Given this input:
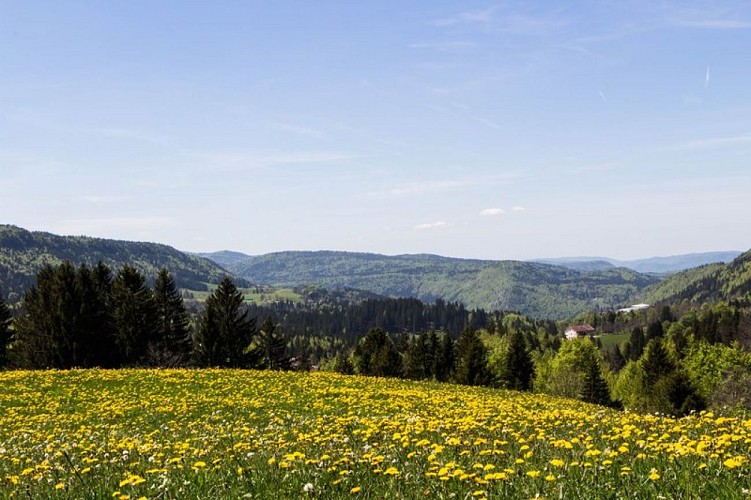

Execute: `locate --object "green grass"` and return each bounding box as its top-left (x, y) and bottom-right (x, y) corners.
top-left (596, 333), bottom-right (630, 349)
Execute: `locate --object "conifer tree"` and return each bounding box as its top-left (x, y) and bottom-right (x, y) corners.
top-left (112, 265), bottom-right (158, 365)
top-left (75, 263), bottom-right (115, 367)
top-left (434, 332), bottom-right (454, 382)
top-left (253, 314), bottom-right (288, 370)
top-left (153, 268), bottom-right (191, 363)
top-left (454, 326), bottom-right (490, 386)
top-left (502, 330), bottom-right (534, 391)
top-left (193, 277), bottom-right (256, 367)
top-left (353, 327), bottom-right (401, 377)
top-left (580, 356), bottom-right (614, 407)
top-left (0, 292), bottom-right (12, 368)
top-left (628, 327), bottom-right (645, 360)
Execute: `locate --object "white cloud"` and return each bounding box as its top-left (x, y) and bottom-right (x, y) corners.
top-left (480, 208), bottom-right (505, 216)
top-left (414, 221), bottom-right (448, 230)
top-left (512, 206), bottom-right (526, 212)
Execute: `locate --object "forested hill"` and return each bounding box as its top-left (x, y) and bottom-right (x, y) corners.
top-left (0, 225), bottom-right (232, 301)
top-left (226, 251), bottom-right (660, 319)
top-left (645, 250), bottom-right (751, 305)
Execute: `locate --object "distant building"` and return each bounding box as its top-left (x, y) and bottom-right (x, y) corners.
top-left (617, 303), bottom-right (650, 314)
top-left (564, 324), bottom-right (596, 340)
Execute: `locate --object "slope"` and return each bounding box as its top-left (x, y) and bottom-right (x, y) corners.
top-left (0, 225), bottom-right (233, 301)
top-left (645, 249), bottom-right (751, 305)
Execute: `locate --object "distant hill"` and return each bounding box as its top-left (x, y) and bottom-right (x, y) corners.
top-left (535, 252), bottom-right (741, 274)
top-left (227, 251), bottom-right (660, 319)
top-left (0, 225), bottom-right (235, 302)
top-left (645, 250), bottom-right (751, 305)
top-left (194, 250), bottom-right (253, 268)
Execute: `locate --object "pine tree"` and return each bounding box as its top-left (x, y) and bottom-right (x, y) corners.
top-left (502, 330), bottom-right (534, 391)
top-left (0, 291), bottom-right (12, 368)
top-left (193, 277), bottom-right (256, 367)
top-left (454, 326), bottom-right (490, 386)
top-left (153, 268), bottom-right (191, 364)
top-left (112, 265), bottom-right (158, 366)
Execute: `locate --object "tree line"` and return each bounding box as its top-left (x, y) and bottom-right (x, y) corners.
top-left (0, 262), bottom-right (285, 370)
top-left (3, 261), bottom-right (751, 417)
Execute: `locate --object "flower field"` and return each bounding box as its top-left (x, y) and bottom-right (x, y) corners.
top-left (1, 370), bottom-right (750, 499)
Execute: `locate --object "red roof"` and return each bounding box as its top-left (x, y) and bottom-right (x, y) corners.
top-left (568, 324), bottom-right (596, 333)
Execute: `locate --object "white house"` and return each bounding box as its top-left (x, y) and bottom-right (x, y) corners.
top-left (564, 324), bottom-right (596, 340)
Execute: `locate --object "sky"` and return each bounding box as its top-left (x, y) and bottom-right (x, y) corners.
top-left (2, 1), bottom-right (751, 261)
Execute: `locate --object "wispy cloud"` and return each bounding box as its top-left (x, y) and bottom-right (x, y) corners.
top-left (512, 206), bottom-right (526, 212)
top-left (673, 18), bottom-right (751, 29)
top-left (480, 208), bottom-right (505, 216)
top-left (272, 123), bottom-right (332, 141)
top-left (389, 179), bottom-right (477, 196)
top-left (408, 40), bottom-right (477, 51)
top-left (431, 7), bottom-right (497, 27)
top-left (186, 150), bottom-right (356, 171)
top-left (672, 134), bottom-right (751, 150)
top-left (414, 221), bottom-right (448, 230)
top-left (388, 173), bottom-right (520, 197)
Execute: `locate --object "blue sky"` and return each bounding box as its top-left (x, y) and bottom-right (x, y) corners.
top-left (2, 1), bottom-right (751, 260)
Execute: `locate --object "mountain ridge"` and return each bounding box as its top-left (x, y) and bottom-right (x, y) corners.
top-left (0, 224), bottom-right (235, 301)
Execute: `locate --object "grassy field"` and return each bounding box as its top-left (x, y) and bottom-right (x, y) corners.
top-left (1, 369), bottom-right (750, 499)
top-left (184, 285), bottom-right (302, 305)
top-left (596, 333), bottom-right (631, 349)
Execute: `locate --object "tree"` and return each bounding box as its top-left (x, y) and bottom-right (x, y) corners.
top-left (500, 330), bottom-right (534, 391)
top-left (434, 332), bottom-right (455, 382)
top-left (453, 326), bottom-right (490, 386)
top-left (580, 356), bottom-right (615, 407)
top-left (352, 327), bottom-right (401, 377)
top-left (112, 266), bottom-right (158, 366)
top-left (0, 291), bottom-right (12, 368)
top-left (193, 277), bottom-right (256, 367)
top-left (252, 315), bottom-right (288, 370)
top-left (12, 263), bottom-right (79, 368)
top-left (75, 263), bottom-right (116, 367)
top-left (627, 327), bottom-right (645, 361)
top-left (152, 268), bottom-right (191, 365)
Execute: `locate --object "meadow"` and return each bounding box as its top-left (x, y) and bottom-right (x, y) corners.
top-left (1, 369), bottom-right (750, 499)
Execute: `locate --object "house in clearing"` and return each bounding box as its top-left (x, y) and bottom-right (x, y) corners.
top-left (564, 324), bottom-right (596, 340)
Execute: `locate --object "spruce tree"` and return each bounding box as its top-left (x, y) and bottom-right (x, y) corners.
top-left (193, 277), bottom-right (256, 367)
top-left (434, 332), bottom-right (454, 382)
top-left (454, 326), bottom-right (490, 386)
top-left (580, 356), bottom-right (614, 407)
top-left (153, 268), bottom-right (191, 363)
top-left (640, 338), bottom-right (675, 386)
top-left (353, 327), bottom-right (401, 377)
top-left (253, 314), bottom-right (288, 370)
top-left (628, 327), bottom-right (645, 360)
top-left (112, 265), bottom-right (158, 366)
top-left (0, 292), bottom-right (12, 368)
top-left (502, 330), bottom-right (534, 391)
